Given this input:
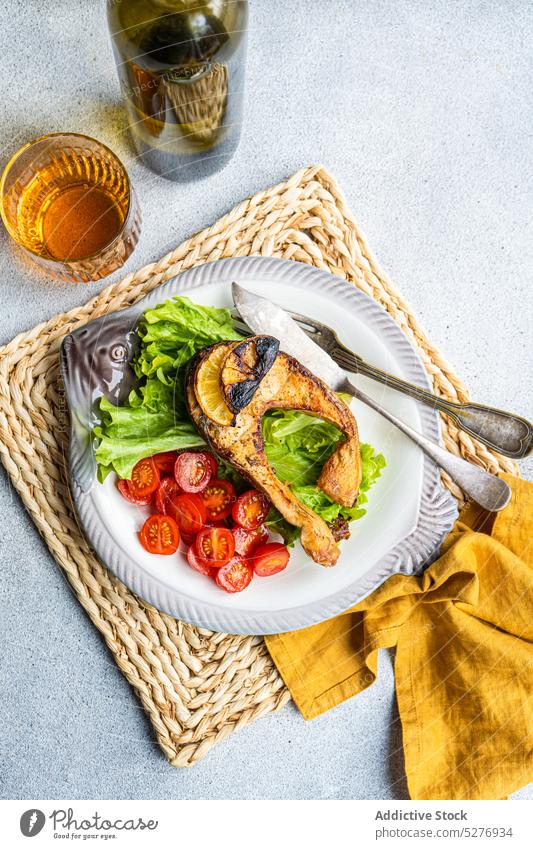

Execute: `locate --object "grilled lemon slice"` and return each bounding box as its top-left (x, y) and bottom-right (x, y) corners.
top-left (194, 342), bottom-right (235, 426)
top-left (221, 336), bottom-right (279, 413)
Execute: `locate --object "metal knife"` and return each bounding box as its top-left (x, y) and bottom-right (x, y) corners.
top-left (231, 282), bottom-right (511, 512)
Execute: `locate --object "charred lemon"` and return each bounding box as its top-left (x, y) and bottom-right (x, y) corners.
top-left (194, 342), bottom-right (236, 426)
top-left (221, 336), bottom-right (279, 413)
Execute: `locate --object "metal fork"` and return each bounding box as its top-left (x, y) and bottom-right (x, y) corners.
top-left (232, 311), bottom-right (532, 460)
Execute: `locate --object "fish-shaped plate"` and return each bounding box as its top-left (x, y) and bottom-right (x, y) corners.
top-left (61, 256), bottom-right (458, 634)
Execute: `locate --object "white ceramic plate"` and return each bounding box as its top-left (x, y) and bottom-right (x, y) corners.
top-left (61, 256), bottom-right (457, 634)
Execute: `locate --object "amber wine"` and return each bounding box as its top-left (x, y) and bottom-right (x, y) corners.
top-left (107, 0), bottom-right (248, 181)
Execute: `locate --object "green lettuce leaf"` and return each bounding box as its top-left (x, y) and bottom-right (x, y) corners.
top-left (263, 408), bottom-right (386, 544)
top-left (94, 396), bottom-right (205, 479)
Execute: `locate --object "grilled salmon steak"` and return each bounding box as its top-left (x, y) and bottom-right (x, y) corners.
top-left (187, 336), bottom-right (362, 566)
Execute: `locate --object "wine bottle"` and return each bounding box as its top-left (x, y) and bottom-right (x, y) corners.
top-left (107, 0), bottom-right (248, 181)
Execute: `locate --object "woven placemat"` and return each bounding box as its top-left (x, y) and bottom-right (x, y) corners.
top-left (0, 165), bottom-right (518, 767)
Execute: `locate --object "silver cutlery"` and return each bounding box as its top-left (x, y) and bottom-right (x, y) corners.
top-left (232, 308), bottom-right (531, 460)
top-left (232, 283), bottom-right (513, 512)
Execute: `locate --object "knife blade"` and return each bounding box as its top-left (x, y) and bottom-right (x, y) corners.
top-left (231, 282), bottom-right (348, 391)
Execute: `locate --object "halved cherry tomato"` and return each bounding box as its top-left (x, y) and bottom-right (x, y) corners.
top-left (187, 544), bottom-right (216, 577)
top-left (206, 518), bottom-right (229, 528)
top-left (140, 514), bottom-right (180, 555)
top-left (203, 452), bottom-right (218, 479)
top-left (181, 531), bottom-right (197, 546)
top-left (155, 477), bottom-right (181, 514)
top-left (130, 457), bottom-right (160, 497)
top-left (174, 451), bottom-right (212, 493)
top-left (253, 542), bottom-right (290, 577)
top-left (232, 525), bottom-right (268, 558)
top-left (152, 451), bottom-right (178, 475)
top-left (215, 556), bottom-right (253, 593)
top-left (171, 493), bottom-right (207, 535)
top-left (117, 479), bottom-right (154, 506)
top-left (200, 479), bottom-right (236, 521)
top-left (196, 527), bottom-right (235, 567)
top-left (232, 489), bottom-right (270, 530)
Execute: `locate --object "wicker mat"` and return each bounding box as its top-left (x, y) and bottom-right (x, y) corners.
top-left (0, 165), bottom-right (517, 767)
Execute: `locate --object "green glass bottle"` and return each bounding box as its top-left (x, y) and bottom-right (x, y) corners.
top-left (107, 0), bottom-right (248, 181)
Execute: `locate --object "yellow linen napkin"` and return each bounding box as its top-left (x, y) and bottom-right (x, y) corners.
top-left (266, 474), bottom-right (532, 800)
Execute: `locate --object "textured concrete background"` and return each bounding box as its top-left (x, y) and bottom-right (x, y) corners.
top-left (0, 0), bottom-right (531, 800)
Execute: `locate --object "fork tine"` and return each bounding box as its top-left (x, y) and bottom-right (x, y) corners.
top-left (286, 312), bottom-right (322, 334)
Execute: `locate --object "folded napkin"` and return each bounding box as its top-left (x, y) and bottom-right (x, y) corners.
top-left (266, 474), bottom-right (532, 800)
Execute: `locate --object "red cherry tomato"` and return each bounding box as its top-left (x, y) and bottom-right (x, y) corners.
top-left (129, 457), bottom-right (160, 497)
top-left (215, 556), bottom-right (253, 593)
top-left (200, 479), bottom-right (236, 521)
top-left (171, 493), bottom-right (207, 535)
top-left (232, 525), bottom-right (268, 558)
top-left (232, 489), bottom-right (270, 530)
top-left (152, 451), bottom-right (178, 475)
top-left (196, 527), bottom-right (235, 567)
top-left (187, 545), bottom-right (216, 577)
top-left (203, 452), bottom-right (218, 479)
top-left (140, 514), bottom-right (180, 555)
top-left (174, 451), bottom-right (213, 493)
top-left (155, 477), bottom-right (181, 514)
top-left (180, 531), bottom-right (197, 546)
top-left (117, 479), bottom-right (154, 506)
top-left (253, 542), bottom-right (290, 577)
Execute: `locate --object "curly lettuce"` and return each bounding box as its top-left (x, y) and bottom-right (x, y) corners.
top-left (262, 408), bottom-right (386, 543)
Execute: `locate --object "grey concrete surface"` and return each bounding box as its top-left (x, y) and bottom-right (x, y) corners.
top-left (0, 0), bottom-right (531, 800)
